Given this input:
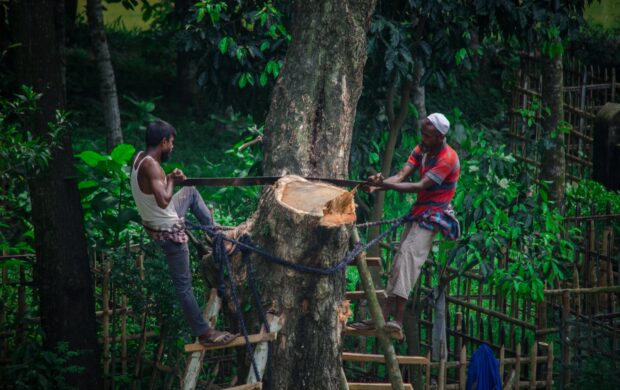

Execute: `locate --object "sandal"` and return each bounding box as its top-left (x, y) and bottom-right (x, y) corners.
top-left (348, 319), bottom-right (375, 330)
top-left (383, 320), bottom-right (402, 332)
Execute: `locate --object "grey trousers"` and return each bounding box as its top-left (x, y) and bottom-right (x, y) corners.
top-left (157, 187), bottom-right (213, 336)
top-left (385, 222), bottom-right (436, 299)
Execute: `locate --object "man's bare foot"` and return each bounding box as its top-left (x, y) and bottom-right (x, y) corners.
top-left (198, 329), bottom-right (239, 346)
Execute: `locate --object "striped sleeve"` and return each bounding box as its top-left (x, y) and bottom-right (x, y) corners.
top-left (406, 145), bottom-right (423, 168)
top-left (426, 151), bottom-right (458, 185)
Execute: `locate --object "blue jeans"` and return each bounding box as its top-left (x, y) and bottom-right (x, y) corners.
top-left (158, 187), bottom-right (213, 336)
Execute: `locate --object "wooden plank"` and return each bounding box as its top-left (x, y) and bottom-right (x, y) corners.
top-left (347, 383), bottom-right (413, 390)
top-left (342, 352), bottom-right (428, 365)
top-left (352, 229), bottom-right (406, 390)
top-left (349, 256), bottom-right (382, 267)
top-left (183, 288), bottom-right (222, 390)
top-left (544, 285), bottom-right (620, 295)
top-left (421, 287), bottom-right (536, 330)
top-left (184, 332), bottom-right (277, 353)
top-left (345, 290), bottom-right (387, 300)
top-left (227, 384), bottom-right (263, 390)
top-left (344, 326), bottom-right (404, 340)
top-left (247, 314), bottom-right (284, 384)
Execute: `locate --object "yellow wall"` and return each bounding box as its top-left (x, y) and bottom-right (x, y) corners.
top-left (76, 0), bottom-right (152, 30)
top-left (585, 0), bottom-right (620, 28)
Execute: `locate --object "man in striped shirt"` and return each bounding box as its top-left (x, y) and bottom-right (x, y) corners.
top-left (361, 113), bottom-right (460, 332)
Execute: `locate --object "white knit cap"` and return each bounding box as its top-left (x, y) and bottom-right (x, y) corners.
top-left (427, 113), bottom-right (450, 135)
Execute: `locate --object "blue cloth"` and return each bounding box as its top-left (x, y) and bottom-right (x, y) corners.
top-left (466, 344), bottom-right (502, 390)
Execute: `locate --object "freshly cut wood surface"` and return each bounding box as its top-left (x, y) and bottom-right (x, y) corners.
top-left (276, 176), bottom-right (356, 226)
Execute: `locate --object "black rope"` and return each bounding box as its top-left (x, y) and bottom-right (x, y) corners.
top-left (354, 216), bottom-right (408, 228)
top-left (188, 215), bottom-right (412, 276)
top-left (213, 233), bottom-right (261, 382)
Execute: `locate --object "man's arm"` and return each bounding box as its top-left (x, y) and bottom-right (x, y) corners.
top-left (366, 163), bottom-right (416, 193)
top-left (379, 175), bottom-right (436, 193)
top-left (142, 160), bottom-right (185, 209)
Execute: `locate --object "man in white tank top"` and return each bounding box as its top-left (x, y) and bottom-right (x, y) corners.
top-left (130, 120), bottom-right (238, 346)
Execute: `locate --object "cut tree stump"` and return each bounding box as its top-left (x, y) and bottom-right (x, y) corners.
top-left (248, 175), bottom-right (356, 390)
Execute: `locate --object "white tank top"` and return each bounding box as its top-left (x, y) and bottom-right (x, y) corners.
top-left (130, 152), bottom-right (181, 230)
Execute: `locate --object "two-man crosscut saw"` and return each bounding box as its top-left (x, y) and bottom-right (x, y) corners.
top-left (180, 176), bottom-right (370, 188)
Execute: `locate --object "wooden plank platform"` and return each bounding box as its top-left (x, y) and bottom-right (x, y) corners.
top-left (184, 332), bottom-right (277, 353)
top-left (348, 256), bottom-right (382, 267)
top-left (344, 326), bottom-right (404, 340)
top-left (348, 383), bottom-right (413, 390)
top-left (342, 352), bottom-right (428, 365)
top-left (345, 290), bottom-right (387, 300)
top-left (227, 384), bottom-right (262, 390)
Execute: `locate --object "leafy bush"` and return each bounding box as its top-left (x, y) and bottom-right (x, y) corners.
top-left (0, 86), bottom-right (65, 254)
top-left (75, 144), bottom-right (141, 248)
top-left (0, 338), bottom-right (84, 390)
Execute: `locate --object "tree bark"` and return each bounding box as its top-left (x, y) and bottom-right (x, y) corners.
top-left (250, 2), bottom-right (376, 389)
top-left (539, 39), bottom-right (565, 211)
top-left (87, 0), bottom-right (123, 151)
top-left (262, 0), bottom-right (376, 179)
top-left (249, 176), bottom-right (355, 390)
top-left (366, 78), bottom-right (413, 283)
top-left (175, 0), bottom-right (199, 108)
top-left (10, 0), bottom-right (101, 387)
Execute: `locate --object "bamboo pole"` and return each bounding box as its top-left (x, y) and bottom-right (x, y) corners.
top-left (515, 343), bottom-right (521, 390)
top-left (102, 258), bottom-right (111, 390)
top-left (420, 287), bottom-right (536, 330)
top-left (458, 345), bottom-right (466, 390)
top-left (425, 351), bottom-right (431, 390)
top-left (149, 328), bottom-right (166, 390)
top-left (438, 350), bottom-right (446, 390)
top-left (456, 312), bottom-right (463, 359)
top-left (121, 295), bottom-right (128, 375)
top-left (352, 229), bottom-right (405, 390)
top-left (545, 343), bottom-right (553, 390)
top-left (16, 265), bottom-right (25, 346)
top-left (500, 345), bottom-right (505, 383)
top-left (544, 285), bottom-right (620, 295)
top-left (561, 291), bottom-right (570, 387)
top-left (528, 342), bottom-right (537, 390)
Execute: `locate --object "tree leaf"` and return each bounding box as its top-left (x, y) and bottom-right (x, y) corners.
top-left (76, 151), bottom-right (107, 167)
top-left (111, 144), bottom-right (136, 164)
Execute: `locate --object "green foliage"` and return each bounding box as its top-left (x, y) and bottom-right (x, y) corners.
top-left (75, 144), bottom-right (141, 247)
top-left (0, 338), bottom-right (84, 390)
top-left (447, 122), bottom-right (577, 300)
top-left (122, 95), bottom-right (159, 134)
top-left (541, 26), bottom-right (564, 59)
top-left (180, 0), bottom-right (288, 112)
top-left (0, 86), bottom-right (65, 255)
top-left (567, 23), bottom-right (620, 68)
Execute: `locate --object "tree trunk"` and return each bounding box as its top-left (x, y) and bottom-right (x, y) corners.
top-left (87, 0), bottom-right (123, 151)
top-left (366, 79), bottom-right (413, 283)
top-left (251, 2), bottom-right (376, 389)
top-left (10, 0), bottom-right (101, 387)
top-left (539, 39), bottom-right (565, 211)
top-left (175, 0), bottom-right (199, 108)
top-left (249, 176), bottom-right (355, 389)
top-left (262, 0), bottom-right (376, 179)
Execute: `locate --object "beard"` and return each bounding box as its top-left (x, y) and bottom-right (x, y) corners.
top-left (161, 150), bottom-right (170, 162)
